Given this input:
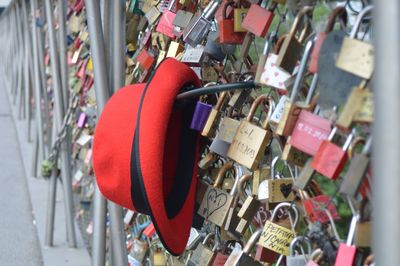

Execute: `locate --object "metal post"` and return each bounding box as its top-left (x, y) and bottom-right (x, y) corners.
top-left (31, 0), bottom-right (46, 164)
top-left (44, 0), bottom-right (77, 248)
top-left (22, 0), bottom-right (33, 142)
top-left (109, 6), bottom-right (128, 264)
top-left (85, 1), bottom-right (128, 265)
top-left (58, 0), bottom-right (69, 111)
top-left (15, 2), bottom-right (25, 120)
top-left (85, 1), bottom-right (108, 265)
top-left (373, 2), bottom-right (400, 265)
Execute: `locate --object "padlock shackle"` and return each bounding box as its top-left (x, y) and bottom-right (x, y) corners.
top-left (290, 37), bottom-right (316, 103)
top-left (204, 0), bottom-right (221, 20)
top-left (230, 164), bottom-right (245, 196)
top-left (270, 156), bottom-right (282, 180)
top-left (350, 5), bottom-right (373, 39)
top-left (213, 161), bottom-right (235, 188)
top-left (246, 95), bottom-right (274, 130)
top-left (202, 232), bottom-right (216, 245)
top-left (222, 1), bottom-right (235, 20)
top-left (215, 91), bottom-right (228, 110)
top-left (289, 236), bottom-right (312, 256)
top-left (347, 136), bottom-right (366, 158)
top-left (271, 202), bottom-right (299, 227)
top-left (243, 228), bottom-right (263, 254)
top-left (289, 6), bottom-right (313, 38)
top-left (346, 215), bottom-right (358, 246)
top-left (342, 133), bottom-right (354, 151)
top-left (363, 136), bottom-right (372, 155)
top-left (305, 73), bottom-right (318, 105)
top-left (237, 174), bottom-right (252, 200)
top-left (325, 6), bottom-right (348, 33)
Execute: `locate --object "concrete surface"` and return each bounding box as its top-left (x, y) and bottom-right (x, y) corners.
top-left (1, 74), bottom-right (91, 265)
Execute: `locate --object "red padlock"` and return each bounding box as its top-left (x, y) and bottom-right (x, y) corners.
top-left (303, 195), bottom-right (339, 223)
top-left (311, 127), bottom-right (353, 180)
top-left (156, 10), bottom-right (177, 39)
top-left (241, 2), bottom-right (276, 37)
top-left (219, 1), bottom-right (246, 44)
top-left (289, 109), bottom-right (332, 156)
top-left (136, 49), bottom-right (155, 71)
top-left (334, 216), bottom-right (358, 266)
top-left (309, 6), bottom-right (347, 73)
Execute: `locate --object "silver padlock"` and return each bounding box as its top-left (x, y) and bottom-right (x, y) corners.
top-left (286, 236), bottom-right (312, 266)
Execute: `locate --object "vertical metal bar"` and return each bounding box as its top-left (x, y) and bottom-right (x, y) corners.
top-left (58, 0), bottom-right (69, 111)
top-left (22, 0), bottom-right (33, 142)
top-left (37, 0), bottom-right (51, 146)
top-left (85, 1), bottom-right (109, 265)
top-left (44, 0), bottom-right (77, 248)
top-left (15, 2), bottom-right (25, 120)
top-left (45, 117), bottom-right (58, 246)
top-left (373, 2), bottom-right (400, 265)
top-left (31, 0), bottom-right (46, 164)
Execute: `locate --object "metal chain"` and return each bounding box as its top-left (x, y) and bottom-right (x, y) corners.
top-left (46, 91), bottom-right (80, 163)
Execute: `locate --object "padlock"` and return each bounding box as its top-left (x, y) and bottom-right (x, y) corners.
top-left (187, 233), bottom-right (218, 266)
top-left (289, 108), bottom-right (332, 156)
top-left (186, 227), bottom-right (202, 250)
top-left (241, 1), bottom-right (277, 38)
top-left (172, 10), bottom-right (194, 37)
top-left (294, 158), bottom-right (315, 190)
top-left (128, 230), bottom-right (149, 264)
top-left (252, 165), bottom-right (270, 196)
top-left (224, 228), bottom-right (263, 265)
top-left (306, 249), bottom-right (324, 266)
top-left (287, 236), bottom-right (312, 266)
top-left (227, 95), bottom-right (274, 170)
top-left (336, 81), bottom-right (373, 130)
top-left (218, 115), bottom-right (241, 144)
top-left (258, 35), bottom-right (300, 92)
top-left (303, 194), bottom-right (339, 224)
top-left (276, 37), bottom-right (315, 137)
top-left (268, 156), bottom-right (295, 205)
top-left (258, 202), bottom-right (299, 256)
top-left (334, 215), bottom-right (358, 266)
top-left (183, 0), bottom-right (220, 47)
top-left (219, 1), bottom-right (245, 44)
top-left (190, 96), bottom-right (213, 131)
top-left (136, 48), bottom-right (155, 71)
top-left (282, 136), bottom-right (309, 167)
top-left (181, 44), bottom-right (205, 65)
top-left (166, 41), bottom-right (185, 58)
top-left (311, 127), bottom-right (354, 180)
top-left (354, 199), bottom-right (372, 248)
top-left (224, 173), bottom-right (251, 239)
top-left (336, 6), bottom-right (374, 80)
top-left (144, 5), bottom-right (162, 25)
top-left (212, 241), bottom-right (241, 266)
top-left (198, 151), bottom-right (218, 170)
top-left (152, 246), bottom-right (166, 265)
top-left (309, 6), bottom-right (347, 73)
top-left (235, 176), bottom-right (261, 235)
top-left (156, 9), bottom-right (177, 38)
top-left (233, 7), bottom-right (248, 32)
top-left (340, 136), bottom-right (372, 197)
top-left (197, 161), bottom-right (238, 226)
top-left (202, 91), bottom-right (228, 138)
top-left (204, 30), bottom-right (233, 61)
top-left (276, 6), bottom-right (313, 74)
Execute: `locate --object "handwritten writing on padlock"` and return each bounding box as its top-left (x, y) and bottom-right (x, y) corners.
top-left (258, 202), bottom-right (299, 256)
top-left (258, 221), bottom-right (295, 256)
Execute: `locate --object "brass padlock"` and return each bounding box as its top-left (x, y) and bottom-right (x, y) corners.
top-left (276, 6), bottom-right (313, 74)
top-left (336, 6), bottom-right (374, 80)
top-left (233, 7), bottom-right (248, 32)
top-left (227, 95), bottom-right (275, 170)
top-left (198, 161), bottom-right (239, 227)
top-left (282, 136), bottom-right (309, 167)
top-left (202, 91), bottom-right (228, 138)
top-left (258, 202), bottom-right (299, 256)
top-left (267, 156), bottom-right (295, 205)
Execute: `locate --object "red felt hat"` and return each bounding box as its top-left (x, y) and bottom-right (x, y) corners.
top-left (93, 58), bottom-right (201, 255)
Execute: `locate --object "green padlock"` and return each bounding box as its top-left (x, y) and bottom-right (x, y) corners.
top-left (40, 159), bottom-right (54, 178)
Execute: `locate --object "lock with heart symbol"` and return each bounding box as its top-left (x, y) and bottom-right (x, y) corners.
top-left (268, 156), bottom-right (295, 205)
top-left (197, 161), bottom-right (240, 227)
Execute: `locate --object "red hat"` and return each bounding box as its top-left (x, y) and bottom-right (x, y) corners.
top-left (93, 58), bottom-right (201, 255)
